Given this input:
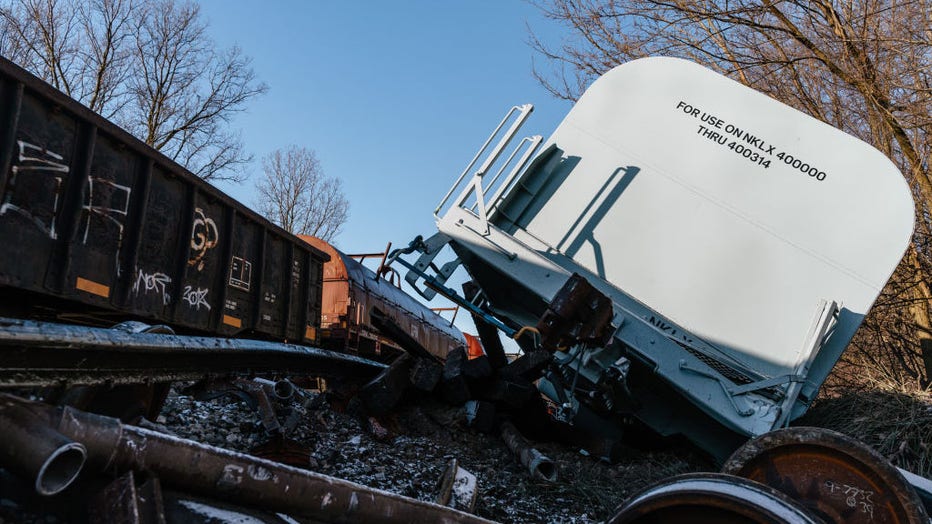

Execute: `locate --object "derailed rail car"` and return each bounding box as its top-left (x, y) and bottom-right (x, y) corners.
top-left (299, 235), bottom-right (465, 362)
top-left (0, 56), bottom-right (327, 343)
top-left (398, 57), bottom-right (916, 460)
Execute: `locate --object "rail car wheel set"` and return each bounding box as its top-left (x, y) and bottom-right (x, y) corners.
top-left (0, 54), bottom-right (929, 522)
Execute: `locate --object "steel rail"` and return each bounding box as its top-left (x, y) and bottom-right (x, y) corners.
top-left (0, 317), bottom-right (386, 388)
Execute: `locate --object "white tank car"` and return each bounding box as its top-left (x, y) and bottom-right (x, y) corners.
top-left (399, 57), bottom-right (914, 459)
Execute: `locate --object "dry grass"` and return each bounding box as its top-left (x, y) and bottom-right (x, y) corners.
top-left (558, 448), bottom-right (707, 517)
top-left (798, 377), bottom-right (932, 477)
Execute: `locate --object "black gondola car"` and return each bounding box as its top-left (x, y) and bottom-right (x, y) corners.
top-left (0, 56), bottom-right (328, 343)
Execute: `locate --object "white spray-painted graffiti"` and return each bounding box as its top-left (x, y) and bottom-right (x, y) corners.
top-left (133, 268), bottom-right (171, 305)
top-left (219, 464), bottom-right (244, 487)
top-left (2, 140), bottom-right (134, 276)
top-left (82, 176), bottom-right (132, 275)
top-left (246, 464), bottom-right (277, 483)
top-left (81, 176), bottom-right (130, 243)
top-left (188, 207), bottom-right (218, 271)
top-left (824, 480), bottom-right (874, 519)
top-left (0, 140), bottom-right (69, 238)
top-left (182, 285), bottom-right (211, 311)
top-left (229, 255), bottom-right (252, 291)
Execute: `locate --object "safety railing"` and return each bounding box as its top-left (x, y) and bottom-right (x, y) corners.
top-left (434, 104), bottom-right (542, 228)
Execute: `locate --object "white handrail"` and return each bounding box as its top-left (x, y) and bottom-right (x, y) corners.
top-left (434, 104), bottom-right (534, 218)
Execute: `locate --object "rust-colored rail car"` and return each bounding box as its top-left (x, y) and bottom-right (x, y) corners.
top-left (300, 236), bottom-right (464, 362)
top-left (0, 57), bottom-right (327, 343)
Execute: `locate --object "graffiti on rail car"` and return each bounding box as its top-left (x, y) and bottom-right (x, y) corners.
top-left (182, 285), bottom-right (211, 311)
top-left (80, 177), bottom-right (131, 244)
top-left (81, 175), bottom-right (132, 275)
top-left (188, 207), bottom-right (219, 271)
top-left (0, 140), bottom-right (69, 239)
top-left (132, 268), bottom-right (172, 305)
top-left (229, 256), bottom-right (252, 291)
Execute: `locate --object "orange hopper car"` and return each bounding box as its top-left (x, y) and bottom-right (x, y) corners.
top-left (299, 236), bottom-right (466, 363)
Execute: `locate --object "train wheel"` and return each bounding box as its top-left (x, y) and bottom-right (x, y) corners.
top-left (722, 426), bottom-right (928, 524)
top-left (607, 472), bottom-right (821, 523)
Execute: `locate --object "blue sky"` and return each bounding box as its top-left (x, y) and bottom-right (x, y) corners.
top-left (200, 1), bottom-right (573, 254)
top-left (197, 2), bottom-right (577, 339)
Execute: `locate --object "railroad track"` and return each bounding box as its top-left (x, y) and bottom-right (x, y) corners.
top-left (0, 317), bottom-right (386, 388)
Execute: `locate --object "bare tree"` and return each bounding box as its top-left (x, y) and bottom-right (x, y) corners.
top-left (255, 146), bottom-right (350, 242)
top-left (530, 0), bottom-right (932, 387)
top-left (0, 0), bottom-right (266, 181)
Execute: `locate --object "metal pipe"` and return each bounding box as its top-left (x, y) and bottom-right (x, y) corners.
top-left (272, 379), bottom-right (295, 401)
top-left (499, 421), bottom-right (557, 482)
top-left (251, 377), bottom-right (296, 401)
top-left (0, 395), bottom-right (86, 495)
top-left (1, 394), bottom-right (494, 523)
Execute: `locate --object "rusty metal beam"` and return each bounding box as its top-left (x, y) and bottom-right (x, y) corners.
top-left (0, 393), bottom-right (496, 523)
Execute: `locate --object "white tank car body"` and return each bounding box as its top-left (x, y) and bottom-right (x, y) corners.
top-left (418, 57), bottom-right (914, 457)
